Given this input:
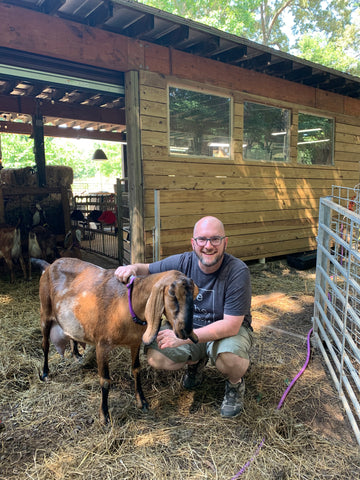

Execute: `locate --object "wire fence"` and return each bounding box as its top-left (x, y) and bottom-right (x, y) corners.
top-left (313, 185), bottom-right (360, 445)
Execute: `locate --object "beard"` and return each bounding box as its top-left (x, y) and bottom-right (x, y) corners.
top-left (195, 248), bottom-right (225, 268)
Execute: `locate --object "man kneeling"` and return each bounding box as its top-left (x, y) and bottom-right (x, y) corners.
top-left (115, 216), bottom-right (253, 418)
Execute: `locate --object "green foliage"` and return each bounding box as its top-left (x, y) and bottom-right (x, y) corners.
top-left (0, 133), bottom-right (123, 188)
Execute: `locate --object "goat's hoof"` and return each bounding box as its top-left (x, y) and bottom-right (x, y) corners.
top-left (141, 403), bottom-right (149, 413)
top-left (100, 415), bottom-right (110, 426)
top-left (40, 373), bottom-right (49, 382)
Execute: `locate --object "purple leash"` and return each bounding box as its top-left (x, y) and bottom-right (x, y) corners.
top-left (126, 276), bottom-right (146, 326)
top-left (230, 327), bottom-right (313, 479)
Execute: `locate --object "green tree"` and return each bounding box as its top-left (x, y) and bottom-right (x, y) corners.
top-left (0, 133), bottom-right (122, 186)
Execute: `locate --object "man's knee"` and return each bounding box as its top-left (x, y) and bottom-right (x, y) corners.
top-left (215, 352), bottom-right (249, 377)
top-left (147, 348), bottom-right (186, 370)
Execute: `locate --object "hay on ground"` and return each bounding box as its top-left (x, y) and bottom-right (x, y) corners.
top-left (0, 258), bottom-right (359, 480)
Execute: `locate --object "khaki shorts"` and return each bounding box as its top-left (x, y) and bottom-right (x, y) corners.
top-left (146, 323), bottom-right (254, 365)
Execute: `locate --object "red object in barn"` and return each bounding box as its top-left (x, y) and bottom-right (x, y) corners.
top-left (98, 210), bottom-right (116, 225)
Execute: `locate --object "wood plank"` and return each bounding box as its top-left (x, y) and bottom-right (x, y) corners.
top-left (146, 236), bottom-right (317, 261)
top-left (144, 218), bottom-right (318, 246)
top-left (144, 196), bottom-right (328, 217)
top-left (141, 115), bottom-right (167, 133)
top-left (0, 188), bottom-right (4, 223)
top-left (143, 173), bottom-right (349, 191)
top-left (125, 71), bottom-right (144, 263)
top-left (140, 85), bottom-right (167, 104)
top-left (335, 142), bottom-right (360, 153)
top-left (144, 208), bottom-right (320, 230)
top-left (336, 123), bottom-right (360, 135)
top-left (171, 49), bottom-right (317, 111)
top-left (140, 71), bottom-right (167, 89)
top-left (141, 130), bottom-right (168, 146)
top-left (154, 226), bottom-right (316, 250)
top-left (143, 181), bottom-right (341, 202)
top-left (0, 94), bottom-right (125, 126)
top-left (0, 4), bottom-right (137, 71)
top-left (143, 158), bottom-right (347, 178)
top-left (315, 89), bottom-right (344, 113)
top-left (140, 100), bottom-right (167, 118)
top-left (142, 145), bottom-right (168, 160)
top-left (336, 132), bottom-right (360, 145)
top-left (335, 113), bottom-right (360, 128)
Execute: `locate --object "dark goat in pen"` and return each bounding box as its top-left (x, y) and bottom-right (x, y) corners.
top-left (0, 224), bottom-right (27, 282)
top-left (28, 225), bottom-right (59, 280)
top-left (32, 257), bottom-right (198, 424)
top-left (59, 227), bottom-right (82, 259)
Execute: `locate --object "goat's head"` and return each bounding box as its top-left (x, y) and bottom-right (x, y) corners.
top-left (143, 270), bottom-right (198, 345)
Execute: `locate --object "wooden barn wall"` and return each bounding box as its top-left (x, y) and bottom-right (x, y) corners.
top-left (1, 4), bottom-right (360, 261)
top-left (139, 70), bottom-right (360, 262)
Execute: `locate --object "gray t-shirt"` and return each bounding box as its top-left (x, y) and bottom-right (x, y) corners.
top-left (149, 251), bottom-right (252, 329)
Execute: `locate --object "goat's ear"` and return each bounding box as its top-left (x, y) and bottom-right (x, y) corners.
top-left (142, 280), bottom-right (166, 345)
top-left (193, 282), bottom-right (199, 300)
top-left (64, 231), bottom-right (72, 248)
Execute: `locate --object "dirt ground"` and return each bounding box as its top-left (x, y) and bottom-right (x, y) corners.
top-left (0, 253), bottom-right (359, 479)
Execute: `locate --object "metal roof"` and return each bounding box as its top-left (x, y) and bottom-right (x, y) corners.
top-left (1, 0), bottom-right (360, 140)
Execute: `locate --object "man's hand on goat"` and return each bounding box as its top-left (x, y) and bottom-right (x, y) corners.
top-left (157, 329), bottom-right (189, 349)
top-left (114, 265), bottom-right (138, 282)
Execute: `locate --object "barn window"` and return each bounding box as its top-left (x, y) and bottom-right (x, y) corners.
top-left (297, 113), bottom-right (334, 165)
top-left (243, 102), bottom-right (290, 162)
top-left (169, 87), bottom-right (231, 157)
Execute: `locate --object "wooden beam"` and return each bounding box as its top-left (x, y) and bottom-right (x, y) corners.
top-left (125, 70), bottom-right (144, 263)
top-left (0, 3), bottom-right (142, 71)
top-left (0, 94), bottom-right (126, 125)
top-left (0, 121), bottom-right (126, 141)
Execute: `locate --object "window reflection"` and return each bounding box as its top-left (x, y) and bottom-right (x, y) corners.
top-left (169, 87), bottom-right (231, 158)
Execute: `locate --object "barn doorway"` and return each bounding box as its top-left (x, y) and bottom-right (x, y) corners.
top-left (0, 52), bottom-right (130, 264)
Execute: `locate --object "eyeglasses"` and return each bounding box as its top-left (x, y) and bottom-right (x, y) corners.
top-left (193, 236), bottom-right (226, 247)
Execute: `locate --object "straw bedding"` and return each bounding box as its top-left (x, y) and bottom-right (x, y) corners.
top-left (1, 257), bottom-right (359, 479)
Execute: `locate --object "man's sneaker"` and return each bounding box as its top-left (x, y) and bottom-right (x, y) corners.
top-left (220, 379), bottom-right (245, 418)
top-left (182, 356), bottom-right (208, 390)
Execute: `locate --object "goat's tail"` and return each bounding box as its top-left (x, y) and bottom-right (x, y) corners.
top-left (30, 257), bottom-right (50, 273)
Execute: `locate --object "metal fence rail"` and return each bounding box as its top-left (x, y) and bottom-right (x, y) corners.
top-left (72, 181), bottom-right (130, 264)
top-left (313, 186), bottom-right (360, 445)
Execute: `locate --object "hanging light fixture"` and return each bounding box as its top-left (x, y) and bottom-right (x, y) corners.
top-left (92, 148), bottom-right (108, 160)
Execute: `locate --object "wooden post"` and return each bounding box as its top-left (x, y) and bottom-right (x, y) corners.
top-left (125, 71), bottom-right (144, 263)
top-left (116, 178), bottom-right (124, 265)
top-left (0, 187), bottom-right (5, 223)
top-left (61, 187), bottom-right (71, 233)
top-left (32, 103), bottom-right (46, 187)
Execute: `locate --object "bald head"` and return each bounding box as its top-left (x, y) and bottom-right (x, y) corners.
top-left (193, 216), bottom-right (225, 237)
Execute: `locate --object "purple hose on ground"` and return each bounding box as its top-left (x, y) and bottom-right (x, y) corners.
top-left (230, 437), bottom-right (265, 480)
top-left (230, 327), bottom-right (313, 478)
top-left (276, 327), bottom-right (313, 410)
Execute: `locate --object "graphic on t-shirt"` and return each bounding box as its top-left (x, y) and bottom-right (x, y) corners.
top-left (194, 288), bottom-right (215, 326)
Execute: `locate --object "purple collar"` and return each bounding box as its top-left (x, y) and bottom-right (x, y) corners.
top-left (126, 276), bottom-right (146, 326)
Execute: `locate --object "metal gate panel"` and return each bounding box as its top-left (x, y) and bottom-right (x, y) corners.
top-left (72, 188), bottom-right (130, 264)
top-left (313, 186), bottom-right (360, 445)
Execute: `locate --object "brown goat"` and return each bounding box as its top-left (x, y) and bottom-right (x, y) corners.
top-left (0, 225), bottom-right (27, 282)
top-left (58, 227), bottom-right (82, 259)
top-left (32, 257), bottom-right (198, 424)
top-left (28, 225), bottom-right (59, 280)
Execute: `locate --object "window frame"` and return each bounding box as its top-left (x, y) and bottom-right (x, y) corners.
top-left (242, 100), bottom-right (291, 163)
top-left (168, 83), bottom-right (233, 159)
top-left (297, 111), bottom-right (335, 166)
